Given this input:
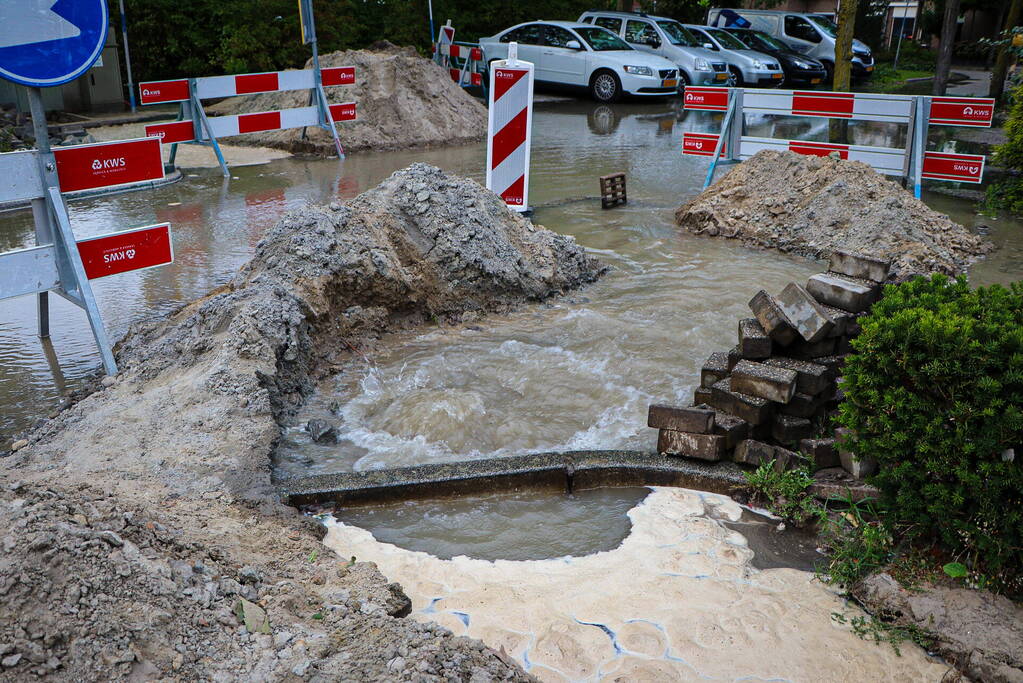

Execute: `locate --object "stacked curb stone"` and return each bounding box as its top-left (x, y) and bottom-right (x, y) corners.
top-left (648, 250), bottom-right (890, 479)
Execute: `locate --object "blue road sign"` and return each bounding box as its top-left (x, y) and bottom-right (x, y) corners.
top-left (0, 0), bottom-right (109, 87)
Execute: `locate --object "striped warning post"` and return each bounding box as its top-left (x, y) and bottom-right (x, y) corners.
top-left (486, 55), bottom-right (534, 212)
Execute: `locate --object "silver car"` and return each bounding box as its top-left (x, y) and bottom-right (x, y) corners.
top-left (684, 24), bottom-right (785, 88)
top-left (577, 10), bottom-right (730, 88)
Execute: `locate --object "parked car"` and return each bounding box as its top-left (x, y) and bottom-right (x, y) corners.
top-left (724, 27), bottom-right (827, 86)
top-left (479, 21), bottom-right (680, 102)
top-left (576, 10), bottom-right (731, 88)
top-left (706, 8), bottom-right (874, 82)
top-left (683, 24), bottom-right (785, 87)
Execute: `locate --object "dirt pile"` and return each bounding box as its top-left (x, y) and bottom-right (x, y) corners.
top-left (675, 150), bottom-right (992, 276)
top-left (209, 43), bottom-right (488, 155)
top-left (1, 164), bottom-right (600, 680)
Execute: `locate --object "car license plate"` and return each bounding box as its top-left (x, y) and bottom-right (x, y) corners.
top-left (811, 77), bottom-right (822, 84)
top-left (663, 79), bottom-right (677, 88)
top-left (715, 73), bottom-right (728, 81)
top-left (772, 73), bottom-right (783, 79)
top-left (867, 65), bottom-right (874, 72)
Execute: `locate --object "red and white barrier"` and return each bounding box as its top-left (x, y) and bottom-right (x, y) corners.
top-left (486, 50), bottom-right (534, 212)
top-left (53, 138), bottom-right (165, 193)
top-left (921, 151), bottom-right (985, 183)
top-left (140, 67), bottom-right (355, 104)
top-left (928, 97), bottom-right (994, 127)
top-left (682, 132), bottom-right (727, 157)
top-left (742, 89), bottom-right (914, 124)
top-left (146, 103), bottom-right (356, 143)
top-left (682, 87), bottom-right (730, 112)
top-left (76, 223), bottom-right (174, 280)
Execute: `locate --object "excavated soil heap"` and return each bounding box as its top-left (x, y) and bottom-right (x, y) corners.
top-left (0, 164), bottom-right (602, 680)
top-left (208, 43), bottom-right (487, 155)
top-left (675, 150), bottom-right (992, 276)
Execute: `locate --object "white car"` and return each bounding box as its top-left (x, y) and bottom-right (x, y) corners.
top-left (479, 21), bottom-right (680, 102)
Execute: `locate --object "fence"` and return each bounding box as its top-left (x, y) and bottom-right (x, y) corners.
top-left (681, 86), bottom-right (993, 197)
top-left (432, 21), bottom-right (487, 92)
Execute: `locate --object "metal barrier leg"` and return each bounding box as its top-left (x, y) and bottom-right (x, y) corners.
top-left (703, 94), bottom-right (738, 190)
top-left (912, 97), bottom-right (929, 200)
top-left (189, 84), bottom-right (229, 178)
top-left (46, 188), bottom-right (117, 376)
top-left (315, 84), bottom-right (345, 159)
top-left (27, 87), bottom-right (54, 339)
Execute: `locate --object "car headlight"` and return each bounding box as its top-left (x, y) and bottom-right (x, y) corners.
top-left (752, 60), bottom-right (764, 69)
top-left (695, 58), bottom-right (712, 72)
top-left (793, 59), bottom-right (813, 69)
top-left (623, 65), bottom-right (653, 76)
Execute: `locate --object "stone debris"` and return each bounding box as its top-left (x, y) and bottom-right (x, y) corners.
top-left (675, 150), bottom-right (992, 276)
top-left (806, 273), bottom-right (880, 313)
top-left (649, 251), bottom-right (884, 479)
top-left (829, 250), bottom-right (891, 283)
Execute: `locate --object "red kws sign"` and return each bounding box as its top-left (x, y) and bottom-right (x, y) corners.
top-left (321, 66), bottom-right (356, 87)
top-left (922, 151), bottom-right (985, 183)
top-left (144, 120), bottom-right (195, 145)
top-left (54, 138), bottom-right (164, 193)
top-left (683, 87), bottom-right (729, 111)
top-left (788, 141), bottom-right (849, 159)
top-left (929, 97), bottom-right (995, 127)
top-left (329, 102), bottom-right (358, 121)
top-left (138, 79), bottom-right (190, 105)
top-left (682, 132), bottom-right (725, 157)
top-left (792, 91), bottom-right (854, 118)
top-left (76, 223), bottom-right (174, 280)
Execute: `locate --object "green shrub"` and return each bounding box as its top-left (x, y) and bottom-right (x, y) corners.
top-left (743, 461), bottom-right (825, 526)
top-left (995, 83), bottom-right (1023, 172)
top-left (981, 179), bottom-right (1023, 217)
top-left (837, 275), bottom-right (1023, 593)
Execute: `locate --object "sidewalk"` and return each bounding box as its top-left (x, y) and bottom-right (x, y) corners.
top-left (946, 69), bottom-right (993, 97)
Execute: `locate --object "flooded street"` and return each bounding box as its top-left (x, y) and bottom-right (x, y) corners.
top-left (2, 99), bottom-right (1020, 452)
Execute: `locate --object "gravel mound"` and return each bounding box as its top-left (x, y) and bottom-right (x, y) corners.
top-left (675, 150), bottom-right (993, 276)
top-left (2, 164), bottom-right (599, 680)
top-left (208, 43), bottom-right (487, 155)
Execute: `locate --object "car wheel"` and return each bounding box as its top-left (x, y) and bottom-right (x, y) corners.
top-left (728, 67), bottom-right (744, 88)
top-left (590, 70), bottom-right (621, 103)
top-left (678, 71), bottom-right (690, 92)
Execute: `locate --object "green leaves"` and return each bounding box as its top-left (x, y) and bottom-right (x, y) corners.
top-left (943, 562), bottom-right (968, 578)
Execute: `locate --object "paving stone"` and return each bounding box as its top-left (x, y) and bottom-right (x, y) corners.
top-left (748, 290), bottom-right (798, 346)
top-left (815, 354), bottom-right (848, 376)
top-left (779, 391), bottom-right (823, 418)
top-left (695, 404), bottom-right (750, 449)
top-left (806, 273), bottom-right (880, 313)
top-left (773, 446), bottom-right (810, 472)
top-left (775, 282), bottom-right (835, 343)
top-left (733, 439), bottom-right (775, 466)
top-left (782, 336), bottom-right (837, 360)
top-left (819, 305), bottom-right (855, 337)
top-left (727, 345), bottom-right (741, 370)
top-left (839, 448), bottom-right (877, 479)
top-left (692, 386), bottom-right (712, 406)
top-left (800, 438), bottom-right (839, 470)
top-left (657, 429), bottom-right (726, 461)
top-left (647, 404), bottom-right (715, 433)
top-left (829, 250), bottom-right (890, 283)
top-left (772, 413), bottom-right (813, 445)
top-left (762, 357), bottom-right (832, 396)
top-left (708, 378), bottom-right (773, 426)
top-left (700, 352), bottom-right (731, 389)
top-left (730, 359), bottom-right (797, 404)
top-left (737, 318), bottom-right (772, 359)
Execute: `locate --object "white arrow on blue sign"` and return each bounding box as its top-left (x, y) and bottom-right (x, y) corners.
top-left (0, 0), bottom-right (109, 87)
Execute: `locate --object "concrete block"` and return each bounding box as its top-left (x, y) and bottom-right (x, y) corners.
top-left (800, 438), bottom-right (839, 470)
top-left (733, 439), bottom-right (775, 466)
top-left (806, 273), bottom-right (880, 313)
top-left (779, 391), bottom-right (823, 419)
top-left (727, 345), bottom-right (741, 370)
top-left (772, 413), bottom-right (813, 445)
top-left (730, 359), bottom-right (797, 404)
top-left (829, 250), bottom-right (890, 283)
top-left (696, 404), bottom-right (750, 449)
top-left (647, 404), bottom-right (715, 434)
top-left (819, 305), bottom-right (855, 338)
top-left (815, 354), bottom-right (848, 376)
top-left (773, 446), bottom-right (810, 472)
top-left (782, 336), bottom-right (837, 360)
top-left (700, 352), bottom-right (731, 389)
top-left (776, 282), bottom-right (835, 343)
top-left (693, 386), bottom-right (713, 406)
top-left (658, 429), bottom-right (726, 461)
top-left (839, 448), bottom-right (878, 479)
top-left (748, 290), bottom-right (798, 346)
top-left (738, 318), bottom-right (772, 359)
top-left (708, 378), bottom-right (773, 426)
top-left (762, 357), bottom-right (832, 396)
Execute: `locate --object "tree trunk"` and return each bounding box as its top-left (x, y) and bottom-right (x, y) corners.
top-left (990, 0), bottom-right (1022, 100)
top-left (933, 0), bottom-right (961, 95)
top-left (832, 0), bottom-right (858, 93)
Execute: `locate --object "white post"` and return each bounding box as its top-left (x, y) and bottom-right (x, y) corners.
top-left (486, 43), bottom-right (534, 213)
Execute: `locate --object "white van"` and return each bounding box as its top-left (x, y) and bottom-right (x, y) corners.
top-left (706, 8), bottom-right (874, 82)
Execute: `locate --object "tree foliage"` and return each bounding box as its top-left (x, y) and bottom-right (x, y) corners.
top-left (837, 275), bottom-right (1023, 593)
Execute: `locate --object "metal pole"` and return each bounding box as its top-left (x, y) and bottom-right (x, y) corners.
top-left (119, 0), bottom-right (136, 113)
top-left (428, 0), bottom-right (435, 52)
top-left (892, 1), bottom-right (911, 70)
top-left (27, 87), bottom-right (54, 339)
top-left (912, 96), bottom-right (928, 198)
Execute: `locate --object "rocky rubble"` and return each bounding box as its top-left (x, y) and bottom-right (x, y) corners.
top-left (1, 163), bottom-right (599, 680)
top-left (209, 42), bottom-right (488, 155)
top-left (675, 150), bottom-right (993, 276)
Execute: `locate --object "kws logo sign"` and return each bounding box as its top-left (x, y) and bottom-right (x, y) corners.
top-left (91, 157), bottom-right (127, 171)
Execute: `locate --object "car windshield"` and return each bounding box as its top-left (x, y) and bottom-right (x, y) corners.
top-left (706, 28), bottom-right (749, 51)
top-left (575, 26), bottom-right (633, 51)
top-left (807, 15), bottom-right (838, 37)
top-left (750, 30), bottom-right (787, 50)
top-left (656, 21), bottom-right (699, 47)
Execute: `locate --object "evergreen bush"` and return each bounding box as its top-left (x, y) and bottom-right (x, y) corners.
top-left (837, 275), bottom-right (1023, 592)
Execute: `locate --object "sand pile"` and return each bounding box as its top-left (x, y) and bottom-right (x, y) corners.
top-left (675, 150), bottom-right (992, 276)
top-left (208, 43), bottom-right (488, 155)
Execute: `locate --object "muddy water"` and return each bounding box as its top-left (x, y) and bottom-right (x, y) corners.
top-left (1, 100), bottom-right (1020, 446)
